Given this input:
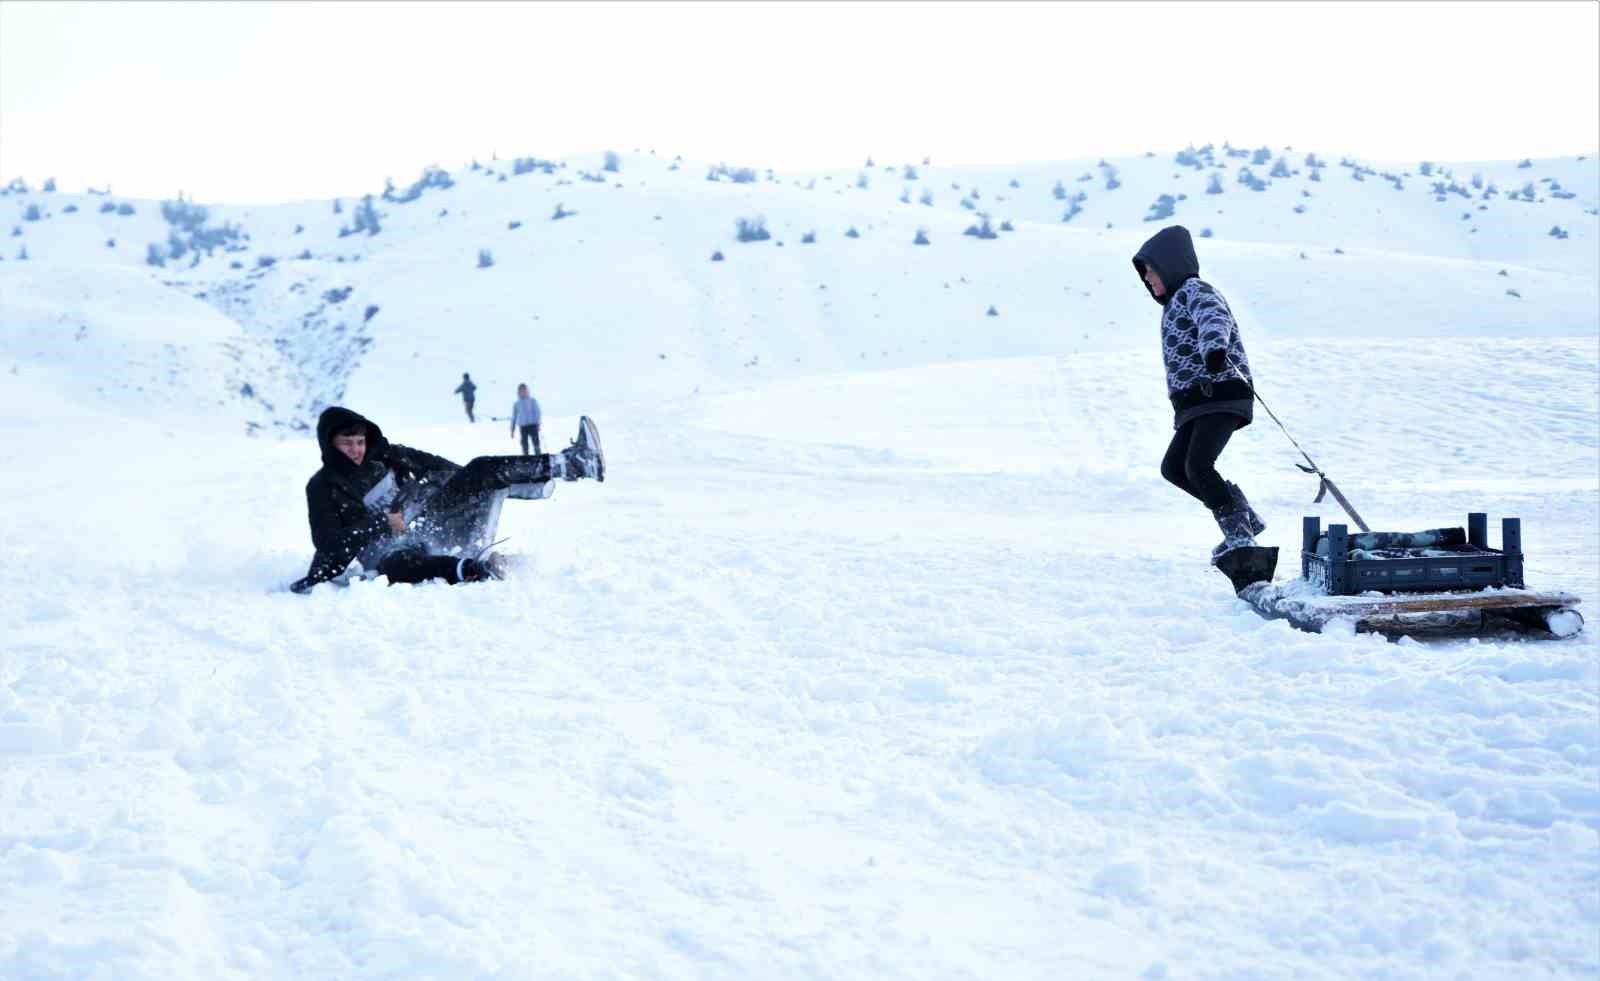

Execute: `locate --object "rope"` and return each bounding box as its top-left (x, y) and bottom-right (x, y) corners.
top-left (1224, 356), bottom-right (1371, 533)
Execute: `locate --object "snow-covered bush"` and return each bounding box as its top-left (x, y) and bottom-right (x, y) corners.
top-left (1309, 169), bottom-right (1321, 183)
top-left (1175, 145), bottom-right (1211, 169)
top-left (22, 204), bottom-right (40, 221)
top-left (161, 197), bottom-right (209, 231)
top-left (42, 178), bottom-right (55, 192)
top-left (257, 254), bottom-right (277, 268)
top-left (1144, 194), bottom-right (1177, 221)
top-left (15, 246), bottom-right (27, 260)
top-left (1206, 173), bottom-right (1224, 194)
top-left (387, 166), bottom-right (455, 203)
top-left (963, 216), bottom-right (997, 239)
top-left (903, 165), bottom-right (919, 181)
top-left (1548, 225), bottom-right (1569, 239)
top-left (145, 243), bottom-right (165, 267)
top-left (920, 189), bottom-right (934, 206)
top-left (708, 163), bottom-right (758, 183)
top-left (1236, 167), bottom-right (1268, 191)
top-left (1517, 159), bottom-right (1532, 168)
top-left (999, 219), bottom-right (1014, 231)
top-left (552, 203), bottom-right (574, 220)
top-left (913, 228), bottom-right (930, 245)
top-left (735, 216), bottom-right (770, 242)
top-left (477, 249), bottom-right (494, 267)
top-left (801, 230), bottom-right (815, 244)
top-left (340, 195), bottom-right (382, 236)
top-left (845, 226), bottom-right (860, 238)
top-left (62, 204), bottom-right (77, 214)
top-left (1199, 228), bottom-right (1213, 238)
top-left (1270, 157), bottom-right (1291, 179)
top-left (710, 250), bottom-right (724, 262)
top-left (1061, 192), bottom-right (1085, 223)
top-left (899, 188), bottom-right (911, 204)
top-left (603, 151), bottom-right (620, 172)
top-left (1008, 177), bottom-right (1020, 188)
top-left (99, 201), bottom-right (117, 213)
top-left (513, 156), bottom-right (558, 176)
top-left (856, 172), bottom-right (870, 189)
top-left (1053, 179), bottom-right (1067, 200)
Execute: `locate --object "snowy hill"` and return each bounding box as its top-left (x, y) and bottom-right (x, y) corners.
top-left (1, 145), bottom-right (1597, 979)
top-left (3, 145), bottom-right (1596, 429)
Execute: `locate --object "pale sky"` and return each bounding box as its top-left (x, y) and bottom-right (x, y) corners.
top-left (2, 0), bottom-right (1596, 204)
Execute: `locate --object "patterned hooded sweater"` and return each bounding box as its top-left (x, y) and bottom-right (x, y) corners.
top-left (1132, 225), bottom-right (1254, 430)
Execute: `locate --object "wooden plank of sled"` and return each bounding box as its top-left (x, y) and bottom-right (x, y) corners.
top-left (1303, 590), bottom-right (1581, 615)
top-left (1239, 583), bottom-right (1582, 635)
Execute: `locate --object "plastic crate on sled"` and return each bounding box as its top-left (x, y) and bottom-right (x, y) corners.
top-left (1302, 512), bottom-right (1522, 596)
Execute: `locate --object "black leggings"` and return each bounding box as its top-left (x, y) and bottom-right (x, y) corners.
top-left (519, 425), bottom-right (541, 456)
top-left (1160, 415), bottom-right (1237, 511)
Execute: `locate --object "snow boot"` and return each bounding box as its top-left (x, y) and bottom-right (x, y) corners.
top-left (457, 539), bottom-right (511, 582)
top-left (1226, 481), bottom-right (1266, 536)
top-left (556, 416), bottom-right (605, 482)
top-left (1210, 505), bottom-right (1258, 566)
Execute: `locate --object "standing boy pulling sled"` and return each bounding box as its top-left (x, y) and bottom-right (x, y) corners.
top-left (1132, 224), bottom-right (1274, 587)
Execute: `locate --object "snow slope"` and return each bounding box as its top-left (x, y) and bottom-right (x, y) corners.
top-left (0, 144), bottom-right (1596, 979)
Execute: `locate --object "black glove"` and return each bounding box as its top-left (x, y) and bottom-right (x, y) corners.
top-left (1204, 348), bottom-right (1227, 375)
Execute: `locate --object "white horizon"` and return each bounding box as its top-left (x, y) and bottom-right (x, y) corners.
top-left (2, 0), bottom-right (1596, 205)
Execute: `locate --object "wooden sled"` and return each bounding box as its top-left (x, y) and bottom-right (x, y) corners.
top-left (1239, 581), bottom-right (1584, 638)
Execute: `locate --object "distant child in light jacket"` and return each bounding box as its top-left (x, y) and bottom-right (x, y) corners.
top-left (1132, 224), bottom-right (1266, 564)
top-left (511, 383), bottom-right (542, 456)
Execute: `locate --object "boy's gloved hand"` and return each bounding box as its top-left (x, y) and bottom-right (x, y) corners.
top-left (1205, 348), bottom-right (1228, 374)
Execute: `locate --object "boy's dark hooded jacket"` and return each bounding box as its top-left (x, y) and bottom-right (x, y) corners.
top-left (1133, 225), bottom-right (1254, 429)
top-left (299, 407), bottom-right (460, 586)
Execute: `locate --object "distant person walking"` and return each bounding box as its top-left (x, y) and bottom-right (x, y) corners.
top-left (454, 372), bottom-right (477, 423)
top-left (511, 383), bottom-right (542, 455)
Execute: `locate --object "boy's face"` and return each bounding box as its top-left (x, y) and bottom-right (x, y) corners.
top-left (333, 433), bottom-right (367, 466)
top-left (518, 386), bottom-right (528, 396)
top-left (1142, 264), bottom-right (1165, 297)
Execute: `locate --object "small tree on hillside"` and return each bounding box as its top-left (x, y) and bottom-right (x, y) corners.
top-left (735, 216), bottom-right (771, 242)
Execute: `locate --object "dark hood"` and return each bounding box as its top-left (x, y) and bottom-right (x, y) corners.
top-left (315, 406), bottom-right (391, 474)
top-left (1133, 225), bottom-right (1200, 305)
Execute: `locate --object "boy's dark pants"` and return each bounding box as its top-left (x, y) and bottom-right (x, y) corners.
top-left (1160, 415), bottom-right (1237, 511)
top-left (377, 547), bottom-right (467, 584)
top-left (519, 424), bottom-right (541, 456)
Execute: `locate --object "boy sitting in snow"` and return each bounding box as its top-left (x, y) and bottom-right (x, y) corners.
top-left (290, 406), bottom-right (603, 593)
top-left (1132, 224), bottom-right (1266, 563)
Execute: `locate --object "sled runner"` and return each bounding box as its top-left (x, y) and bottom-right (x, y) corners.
top-left (1231, 513), bottom-right (1584, 638)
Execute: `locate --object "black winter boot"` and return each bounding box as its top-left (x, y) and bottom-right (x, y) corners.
top-left (1226, 481), bottom-right (1266, 536)
top-left (1210, 506), bottom-right (1258, 565)
top-left (556, 416), bottom-right (605, 482)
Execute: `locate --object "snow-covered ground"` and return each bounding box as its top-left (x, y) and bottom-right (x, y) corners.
top-left (1, 146), bottom-right (1597, 978)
